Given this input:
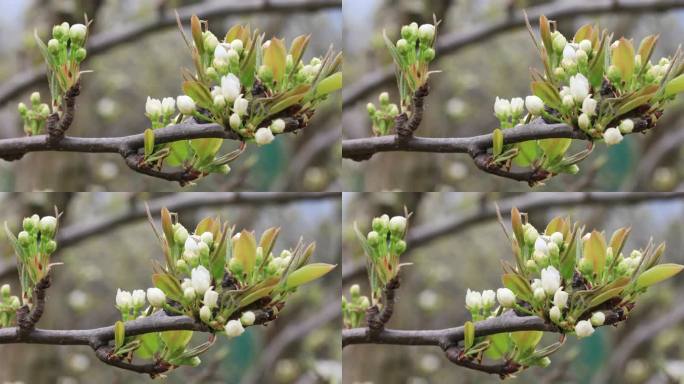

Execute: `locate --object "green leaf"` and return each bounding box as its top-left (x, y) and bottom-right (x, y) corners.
top-left (464, 321), bottom-right (475, 350)
top-left (511, 207), bottom-right (524, 247)
top-left (502, 273), bottom-right (533, 302)
top-left (239, 285), bottom-right (275, 307)
top-left (315, 72), bottom-right (342, 97)
top-left (513, 140), bottom-right (540, 167)
top-left (588, 286), bottom-right (625, 308)
top-left (560, 226), bottom-right (580, 281)
top-left (539, 138), bottom-right (571, 162)
top-left (588, 33), bottom-right (609, 88)
top-left (144, 129), bottom-right (155, 158)
top-left (114, 321), bottom-right (125, 350)
top-left (153, 272), bottom-right (184, 302)
top-left (531, 81), bottom-right (561, 110)
top-left (664, 74), bottom-right (684, 97)
top-left (190, 138), bottom-right (223, 163)
top-left (136, 332), bottom-right (161, 360)
top-left (583, 231), bottom-right (607, 277)
top-left (637, 35), bottom-right (659, 69)
top-left (269, 89), bottom-right (308, 115)
top-left (635, 263), bottom-right (684, 290)
top-left (485, 333), bottom-right (512, 360)
top-left (289, 34), bottom-right (311, 68)
top-left (511, 331), bottom-right (543, 358)
top-left (263, 37), bottom-right (287, 84)
top-left (609, 227), bottom-right (631, 259)
top-left (167, 141), bottom-right (190, 167)
top-left (492, 129), bottom-right (503, 157)
top-left (612, 38), bottom-right (635, 82)
top-left (574, 24), bottom-right (594, 44)
top-left (285, 263), bottom-right (336, 290)
top-left (182, 80), bottom-right (213, 108)
top-left (161, 330), bottom-right (193, 356)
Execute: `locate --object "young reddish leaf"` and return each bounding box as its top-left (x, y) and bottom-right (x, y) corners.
top-left (583, 231), bottom-right (607, 276)
top-left (289, 34), bottom-right (311, 68)
top-left (638, 34), bottom-right (659, 67)
top-left (511, 207), bottom-right (524, 246)
top-left (502, 273), bottom-right (533, 302)
top-left (153, 272), bottom-right (184, 302)
top-left (609, 227), bottom-right (631, 258)
top-left (233, 230), bottom-right (257, 276)
top-left (539, 15), bottom-right (553, 54)
top-left (190, 15), bottom-right (204, 55)
top-left (264, 37), bottom-right (287, 84)
top-left (160, 207), bottom-right (174, 247)
top-left (574, 24), bottom-right (594, 44)
top-left (612, 38), bottom-right (635, 82)
top-left (259, 227), bottom-right (281, 258)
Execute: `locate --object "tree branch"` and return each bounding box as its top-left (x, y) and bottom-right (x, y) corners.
top-left (366, 277), bottom-right (399, 335)
top-left (342, 192), bottom-right (684, 282)
top-left (343, 0), bottom-right (684, 108)
top-left (0, 0), bottom-right (341, 107)
top-left (0, 120), bottom-right (304, 184)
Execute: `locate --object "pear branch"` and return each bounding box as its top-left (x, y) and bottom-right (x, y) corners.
top-left (0, 0), bottom-right (341, 107)
top-left (343, 0), bottom-right (684, 108)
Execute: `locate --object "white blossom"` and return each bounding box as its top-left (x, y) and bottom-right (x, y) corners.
top-left (553, 289), bottom-right (569, 309)
top-left (221, 74), bottom-right (241, 102)
top-left (234, 97), bottom-right (249, 116)
top-left (496, 288), bottom-right (516, 307)
top-left (389, 216), bottom-right (407, 234)
top-left (161, 97), bottom-right (175, 116)
top-left (481, 290), bottom-right (496, 308)
top-left (465, 289), bottom-right (482, 310)
top-left (494, 97), bottom-right (511, 118)
top-left (146, 288), bottom-right (166, 308)
top-left (255, 127), bottom-right (275, 146)
top-left (525, 96), bottom-right (544, 115)
top-left (591, 311), bottom-right (605, 326)
top-left (145, 97), bottom-right (162, 118)
top-left (510, 97), bottom-right (524, 116)
top-left (270, 118), bottom-right (286, 134)
top-left (116, 289), bottom-right (132, 309)
top-left (562, 45), bottom-right (577, 61)
top-left (569, 74), bottom-right (590, 103)
top-left (225, 319), bottom-right (245, 338)
top-left (549, 306), bottom-right (561, 322)
top-left (177, 95), bottom-right (196, 115)
top-left (240, 311), bottom-right (256, 326)
top-left (230, 39), bottom-right (244, 52)
top-left (39, 216), bottom-right (57, 236)
top-left (418, 24), bottom-right (435, 41)
top-left (541, 266), bottom-right (561, 295)
top-left (619, 119), bottom-right (634, 134)
top-left (534, 238), bottom-right (549, 255)
top-left (69, 24), bottom-right (87, 43)
top-left (582, 97), bottom-right (597, 116)
top-left (132, 289), bottom-right (146, 308)
top-left (191, 266), bottom-right (211, 295)
top-left (575, 320), bottom-right (595, 338)
top-left (603, 127), bottom-right (623, 146)
top-left (203, 288), bottom-right (219, 308)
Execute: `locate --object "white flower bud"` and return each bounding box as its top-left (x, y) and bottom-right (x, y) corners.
top-left (255, 127), bottom-right (275, 146)
top-left (552, 33), bottom-right (567, 52)
top-left (534, 238), bottom-right (549, 255)
top-left (240, 311), bottom-right (256, 326)
top-left (579, 39), bottom-right (592, 53)
top-left (603, 127), bottom-right (623, 146)
top-left (230, 39), bottom-right (244, 53)
top-left (69, 24), bottom-right (87, 44)
top-left (574, 320), bottom-right (595, 338)
top-left (494, 97), bottom-right (511, 118)
top-left (203, 288), bottom-right (219, 308)
top-left (465, 289), bottom-right (482, 310)
top-left (200, 305), bottom-right (212, 322)
top-left (549, 306), bottom-right (562, 322)
top-left (524, 224), bottom-right (539, 244)
top-left (582, 97), bottom-right (597, 116)
top-left (234, 97), bottom-right (249, 116)
top-left (553, 289), bottom-right (569, 309)
top-left (270, 118), bottom-right (286, 134)
top-left (39, 216), bottom-right (57, 237)
top-left (177, 95), bottom-right (196, 115)
top-left (204, 33), bottom-right (219, 52)
top-left (619, 119), bottom-right (634, 134)
top-left (184, 287), bottom-right (197, 301)
top-left (132, 289), bottom-right (146, 308)
top-left (229, 113), bottom-right (242, 130)
top-left (569, 74), bottom-right (590, 103)
top-left (191, 266), bottom-right (211, 295)
top-left (481, 290), bottom-right (496, 308)
top-left (221, 74), bottom-right (241, 102)
top-left (389, 216), bottom-right (407, 235)
top-left (225, 319), bottom-right (245, 338)
top-left (145, 97), bottom-right (162, 119)
top-left (562, 95), bottom-right (575, 108)
top-left (115, 289), bottom-right (132, 309)
top-left (562, 45), bottom-right (577, 61)
top-left (509, 97), bottom-right (524, 116)
top-left (146, 288), bottom-right (166, 308)
top-left (418, 24), bottom-right (435, 41)
top-left (525, 95), bottom-right (544, 116)
top-left (541, 266), bottom-right (561, 295)
top-left (214, 45), bottom-right (229, 60)
top-left (1, 284), bottom-right (9, 297)
top-left (213, 95), bottom-right (227, 109)
top-left (578, 113), bottom-right (591, 130)
top-left (591, 311), bottom-right (605, 326)
top-left (185, 237), bottom-right (199, 254)
top-left (200, 232), bottom-right (213, 245)
top-left (161, 97), bottom-right (176, 117)
top-left (496, 288), bottom-right (516, 308)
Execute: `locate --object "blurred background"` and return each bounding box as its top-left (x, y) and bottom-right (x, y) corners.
top-left (0, 192), bottom-right (341, 383)
top-left (342, 0), bottom-right (684, 192)
top-left (0, 0), bottom-right (342, 192)
top-left (342, 192), bottom-right (684, 383)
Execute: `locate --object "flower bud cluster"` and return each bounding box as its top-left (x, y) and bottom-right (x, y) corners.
top-left (10, 214), bottom-right (59, 293)
top-left (367, 92), bottom-right (401, 136)
top-left (0, 283), bottom-right (21, 328)
top-left (17, 92), bottom-right (51, 136)
top-left (342, 284), bottom-right (371, 328)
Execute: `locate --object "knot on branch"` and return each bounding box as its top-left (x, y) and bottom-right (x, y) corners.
top-left (123, 153), bottom-right (202, 186)
top-left (445, 346), bottom-right (521, 379)
top-left (471, 152), bottom-right (550, 186)
top-left (366, 276), bottom-right (400, 335)
top-left (94, 345), bottom-right (171, 378)
top-left (396, 84), bottom-right (429, 140)
top-left (48, 81), bottom-right (81, 143)
top-left (17, 272), bottom-right (52, 335)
